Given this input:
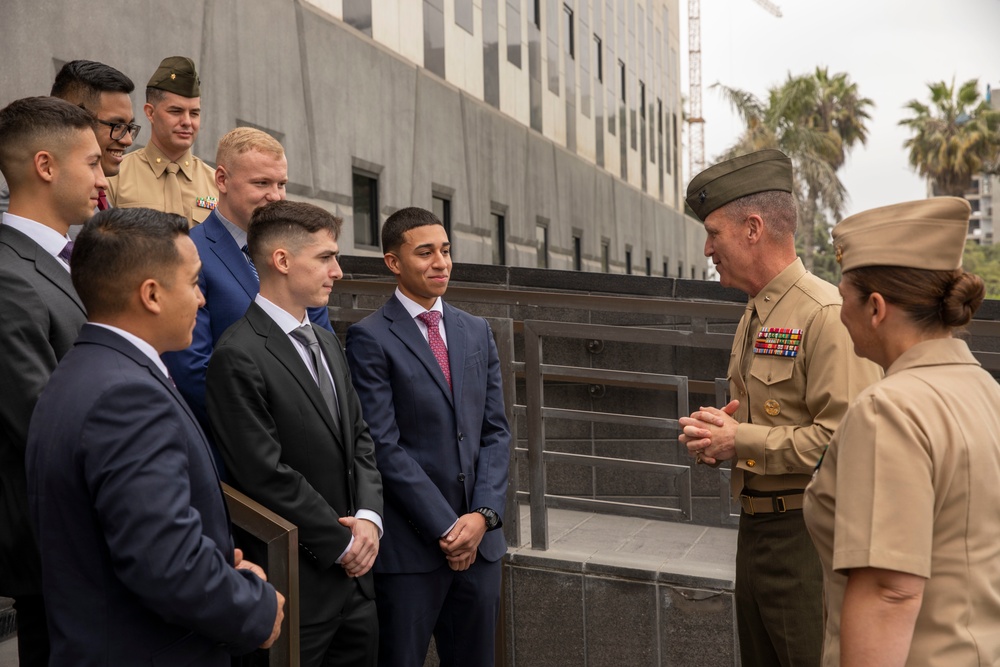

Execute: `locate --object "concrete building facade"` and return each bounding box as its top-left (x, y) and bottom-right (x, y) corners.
top-left (0, 0), bottom-right (705, 276)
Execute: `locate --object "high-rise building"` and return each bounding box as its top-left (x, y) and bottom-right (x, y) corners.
top-left (0, 0), bottom-right (706, 275)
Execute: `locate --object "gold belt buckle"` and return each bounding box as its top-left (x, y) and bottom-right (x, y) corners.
top-left (740, 494), bottom-right (755, 515)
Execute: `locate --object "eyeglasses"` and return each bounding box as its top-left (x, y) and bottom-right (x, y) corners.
top-left (95, 119), bottom-right (141, 142)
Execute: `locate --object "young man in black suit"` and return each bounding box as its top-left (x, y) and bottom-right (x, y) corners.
top-left (207, 200), bottom-right (383, 667)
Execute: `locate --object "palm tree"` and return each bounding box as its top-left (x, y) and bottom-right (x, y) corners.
top-left (712, 68), bottom-right (872, 273)
top-left (900, 79), bottom-right (1000, 196)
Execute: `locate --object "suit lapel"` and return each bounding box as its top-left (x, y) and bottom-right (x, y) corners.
top-left (203, 211), bottom-right (259, 299)
top-left (248, 304), bottom-right (344, 446)
top-left (1, 226), bottom-right (86, 314)
top-left (385, 296), bottom-right (454, 407)
top-left (442, 302), bottom-right (466, 405)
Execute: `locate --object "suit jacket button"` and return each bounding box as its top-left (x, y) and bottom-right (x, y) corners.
top-left (458, 433), bottom-right (465, 441)
top-left (458, 473), bottom-right (466, 482)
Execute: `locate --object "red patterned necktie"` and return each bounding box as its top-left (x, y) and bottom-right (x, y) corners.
top-left (417, 311), bottom-right (451, 389)
top-left (97, 189), bottom-right (110, 211)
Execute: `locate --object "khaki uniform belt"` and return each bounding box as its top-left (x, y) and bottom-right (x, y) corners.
top-left (739, 491), bottom-right (804, 515)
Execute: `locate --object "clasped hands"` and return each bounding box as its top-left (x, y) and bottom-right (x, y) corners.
top-left (678, 399), bottom-right (740, 466)
top-left (338, 516), bottom-right (380, 578)
top-left (439, 512), bottom-right (488, 572)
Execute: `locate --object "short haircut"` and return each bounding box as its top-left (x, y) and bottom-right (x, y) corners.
top-left (51, 60), bottom-right (135, 111)
top-left (216, 127), bottom-right (284, 167)
top-left (146, 87), bottom-right (167, 105)
top-left (0, 96), bottom-right (96, 188)
top-left (72, 207), bottom-right (190, 318)
top-left (247, 200), bottom-right (343, 267)
top-left (720, 190), bottom-right (798, 239)
top-left (381, 207), bottom-right (445, 253)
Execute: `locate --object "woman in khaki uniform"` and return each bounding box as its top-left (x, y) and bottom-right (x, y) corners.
top-left (803, 196), bottom-right (1000, 666)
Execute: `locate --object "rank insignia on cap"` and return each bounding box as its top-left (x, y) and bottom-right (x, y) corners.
top-left (753, 327), bottom-right (803, 357)
top-left (195, 196), bottom-right (218, 210)
top-left (699, 190), bottom-right (707, 204)
top-left (764, 399), bottom-right (781, 416)
top-left (835, 244), bottom-right (843, 265)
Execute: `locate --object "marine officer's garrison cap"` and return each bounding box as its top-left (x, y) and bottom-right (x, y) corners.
top-left (832, 197), bottom-right (971, 272)
top-left (685, 149), bottom-right (793, 221)
top-left (147, 56), bottom-right (200, 98)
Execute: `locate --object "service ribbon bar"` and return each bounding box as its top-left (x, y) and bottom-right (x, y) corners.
top-left (753, 327), bottom-right (803, 357)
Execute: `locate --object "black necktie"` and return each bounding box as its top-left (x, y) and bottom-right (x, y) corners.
top-left (289, 324), bottom-right (340, 427)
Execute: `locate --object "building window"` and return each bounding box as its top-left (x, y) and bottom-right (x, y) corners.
top-left (625, 249), bottom-right (632, 275)
top-left (593, 35), bottom-right (602, 83)
top-left (618, 60), bottom-right (626, 103)
top-left (601, 241), bottom-right (610, 273)
top-left (507, 0), bottom-right (522, 67)
top-left (352, 170), bottom-right (379, 247)
top-left (432, 195), bottom-right (452, 239)
top-left (563, 5), bottom-right (574, 58)
top-left (536, 222), bottom-right (549, 268)
top-left (342, 0), bottom-right (372, 36)
top-left (645, 255), bottom-right (651, 276)
top-left (491, 211), bottom-right (506, 265)
top-left (573, 234), bottom-right (582, 271)
top-left (529, 0), bottom-right (540, 28)
top-left (677, 261), bottom-right (683, 279)
top-left (663, 260), bottom-right (669, 277)
top-left (455, 0), bottom-right (474, 34)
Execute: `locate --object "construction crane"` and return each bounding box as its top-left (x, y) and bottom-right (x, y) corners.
top-left (688, 0), bottom-right (781, 177)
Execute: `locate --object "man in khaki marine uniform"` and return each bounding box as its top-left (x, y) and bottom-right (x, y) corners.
top-left (106, 56), bottom-right (217, 226)
top-left (678, 149), bottom-right (882, 667)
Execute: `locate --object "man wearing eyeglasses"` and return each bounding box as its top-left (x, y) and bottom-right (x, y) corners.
top-left (51, 59), bottom-right (139, 191)
top-left (107, 56), bottom-right (217, 226)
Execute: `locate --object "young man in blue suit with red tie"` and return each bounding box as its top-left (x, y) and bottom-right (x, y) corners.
top-left (346, 207), bottom-right (511, 667)
top-left (163, 127), bottom-right (333, 434)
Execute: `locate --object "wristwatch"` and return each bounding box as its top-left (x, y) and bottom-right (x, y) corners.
top-left (474, 507), bottom-right (501, 531)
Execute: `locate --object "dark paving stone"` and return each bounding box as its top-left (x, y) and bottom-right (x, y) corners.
top-left (510, 567), bottom-right (585, 667)
top-left (659, 585), bottom-right (737, 667)
top-left (585, 576), bottom-right (658, 666)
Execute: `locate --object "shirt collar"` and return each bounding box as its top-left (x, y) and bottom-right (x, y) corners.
top-left (255, 293), bottom-right (308, 334)
top-left (216, 208), bottom-right (248, 249)
top-left (886, 337), bottom-right (980, 377)
top-left (395, 287), bottom-right (444, 320)
top-left (89, 323), bottom-right (172, 379)
top-left (2, 212), bottom-right (72, 267)
top-left (142, 141), bottom-right (196, 180)
top-left (750, 258), bottom-right (806, 322)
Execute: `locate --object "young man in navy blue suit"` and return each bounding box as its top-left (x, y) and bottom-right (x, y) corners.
top-left (346, 207), bottom-right (510, 667)
top-left (26, 207), bottom-right (283, 666)
top-left (163, 127), bottom-right (332, 435)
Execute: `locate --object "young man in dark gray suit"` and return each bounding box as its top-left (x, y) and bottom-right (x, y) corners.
top-left (0, 96), bottom-right (106, 667)
top-left (207, 200), bottom-right (383, 667)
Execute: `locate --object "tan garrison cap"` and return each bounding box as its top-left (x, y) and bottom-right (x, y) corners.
top-left (685, 149), bottom-right (793, 221)
top-left (147, 56), bottom-right (200, 98)
top-left (833, 197), bottom-right (971, 272)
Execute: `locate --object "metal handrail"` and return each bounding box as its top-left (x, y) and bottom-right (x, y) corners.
top-left (223, 484), bottom-right (300, 667)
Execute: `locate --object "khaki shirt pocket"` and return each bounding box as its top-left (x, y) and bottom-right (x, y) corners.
top-left (749, 355), bottom-right (795, 387)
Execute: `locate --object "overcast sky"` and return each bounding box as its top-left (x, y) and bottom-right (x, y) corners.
top-left (681, 0), bottom-right (1000, 217)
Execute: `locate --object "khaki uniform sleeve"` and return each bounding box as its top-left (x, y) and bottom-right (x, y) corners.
top-left (831, 392), bottom-right (934, 577)
top-left (735, 303), bottom-right (882, 475)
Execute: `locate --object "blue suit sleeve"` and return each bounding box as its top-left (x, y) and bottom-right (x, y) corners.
top-left (346, 323), bottom-right (459, 539)
top-left (162, 274), bottom-right (213, 429)
top-left (469, 321), bottom-right (511, 520)
top-left (82, 381), bottom-right (276, 653)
